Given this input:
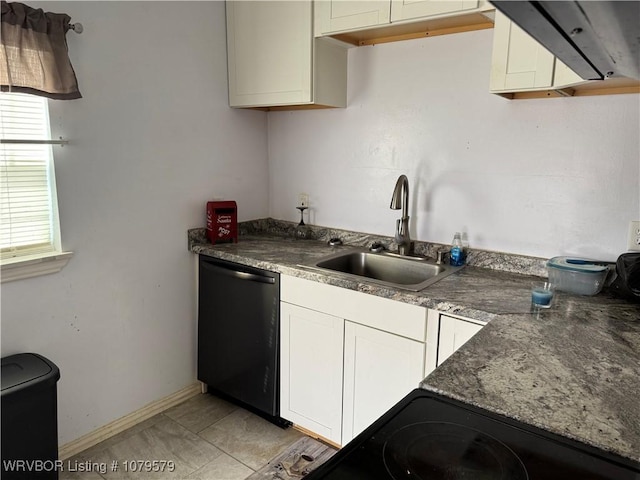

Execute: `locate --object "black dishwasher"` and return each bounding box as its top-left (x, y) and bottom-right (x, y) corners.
top-left (198, 255), bottom-right (286, 426)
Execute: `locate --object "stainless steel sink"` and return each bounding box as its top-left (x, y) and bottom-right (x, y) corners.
top-left (302, 250), bottom-right (463, 291)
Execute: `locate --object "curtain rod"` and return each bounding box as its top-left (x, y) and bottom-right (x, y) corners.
top-left (69, 22), bottom-right (83, 34)
top-left (1, 138), bottom-right (70, 146)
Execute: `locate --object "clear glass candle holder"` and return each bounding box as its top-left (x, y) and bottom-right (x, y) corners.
top-left (531, 282), bottom-right (555, 309)
top-left (294, 206), bottom-right (311, 240)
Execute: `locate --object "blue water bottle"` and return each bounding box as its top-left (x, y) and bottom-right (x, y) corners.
top-left (450, 232), bottom-right (465, 266)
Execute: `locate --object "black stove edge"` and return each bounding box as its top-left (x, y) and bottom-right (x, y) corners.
top-left (306, 389), bottom-right (640, 478)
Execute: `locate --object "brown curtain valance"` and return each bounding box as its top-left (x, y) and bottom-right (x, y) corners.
top-left (0, 1), bottom-right (81, 99)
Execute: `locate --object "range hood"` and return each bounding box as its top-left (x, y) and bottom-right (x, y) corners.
top-left (490, 1), bottom-right (640, 81)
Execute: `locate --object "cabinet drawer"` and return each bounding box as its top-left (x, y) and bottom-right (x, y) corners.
top-left (281, 275), bottom-right (427, 341)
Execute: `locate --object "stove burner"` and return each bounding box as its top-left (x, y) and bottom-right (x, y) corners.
top-left (382, 422), bottom-right (528, 480)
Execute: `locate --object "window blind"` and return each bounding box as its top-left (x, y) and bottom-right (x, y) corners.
top-left (0, 92), bottom-right (58, 259)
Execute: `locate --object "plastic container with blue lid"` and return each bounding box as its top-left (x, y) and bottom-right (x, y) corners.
top-left (547, 256), bottom-right (609, 296)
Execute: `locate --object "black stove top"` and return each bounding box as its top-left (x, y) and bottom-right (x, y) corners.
top-left (307, 390), bottom-right (640, 480)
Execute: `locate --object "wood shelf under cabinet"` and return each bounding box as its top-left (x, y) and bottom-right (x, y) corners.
top-left (495, 77), bottom-right (640, 100)
top-left (329, 11), bottom-right (493, 46)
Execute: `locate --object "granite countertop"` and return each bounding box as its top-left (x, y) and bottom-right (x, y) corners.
top-left (189, 229), bottom-right (640, 463)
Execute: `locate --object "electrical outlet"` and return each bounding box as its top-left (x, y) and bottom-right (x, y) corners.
top-left (628, 221), bottom-right (640, 251)
top-left (298, 193), bottom-right (309, 208)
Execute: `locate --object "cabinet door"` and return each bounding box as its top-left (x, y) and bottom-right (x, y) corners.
top-left (390, 0), bottom-right (478, 22)
top-left (437, 314), bottom-right (483, 366)
top-left (315, 0), bottom-right (390, 35)
top-left (280, 302), bottom-right (344, 445)
top-left (554, 59), bottom-right (585, 88)
top-left (342, 322), bottom-right (425, 445)
top-left (227, 1), bottom-right (313, 107)
top-left (490, 11), bottom-right (555, 92)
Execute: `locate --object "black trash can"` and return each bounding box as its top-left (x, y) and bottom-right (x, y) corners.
top-left (1, 353), bottom-right (61, 480)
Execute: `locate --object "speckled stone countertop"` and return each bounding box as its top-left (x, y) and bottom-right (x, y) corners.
top-left (188, 226), bottom-right (640, 463)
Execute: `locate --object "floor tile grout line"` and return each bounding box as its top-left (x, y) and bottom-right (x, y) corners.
top-left (66, 394), bottom-right (312, 479)
top-left (193, 433), bottom-right (258, 474)
top-left (192, 405), bottom-right (241, 435)
top-left (72, 413), bottom-right (173, 462)
top-left (69, 414), bottom-right (232, 480)
top-left (185, 402), bottom-right (275, 471)
top-left (193, 425), bottom-right (307, 476)
top-left (154, 405), bottom-right (251, 474)
top-left (157, 415), bottom-right (232, 479)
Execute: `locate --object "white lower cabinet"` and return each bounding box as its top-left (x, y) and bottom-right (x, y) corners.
top-left (280, 275), bottom-right (428, 446)
top-left (436, 314), bottom-right (484, 366)
top-left (279, 275), bottom-right (487, 446)
top-left (342, 321), bottom-right (425, 444)
top-left (280, 302), bottom-right (344, 444)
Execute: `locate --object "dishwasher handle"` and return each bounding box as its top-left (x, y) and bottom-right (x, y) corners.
top-left (201, 259), bottom-right (276, 284)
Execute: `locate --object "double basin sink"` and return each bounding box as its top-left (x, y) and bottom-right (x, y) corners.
top-left (301, 249), bottom-right (463, 292)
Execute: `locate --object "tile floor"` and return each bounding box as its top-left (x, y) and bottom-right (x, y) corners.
top-left (60, 393), bottom-right (318, 480)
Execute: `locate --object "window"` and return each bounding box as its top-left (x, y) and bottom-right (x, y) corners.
top-left (0, 92), bottom-right (71, 281)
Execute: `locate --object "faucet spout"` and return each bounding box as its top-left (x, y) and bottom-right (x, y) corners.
top-left (390, 175), bottom-right (411, 255)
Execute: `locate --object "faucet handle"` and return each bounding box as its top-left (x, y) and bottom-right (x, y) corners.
top-left (436, 249), bottom-right (447, 264)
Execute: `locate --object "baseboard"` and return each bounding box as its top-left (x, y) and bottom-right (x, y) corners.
top-left (59, 382), bottom-right (201, 460)
top-left (292, 424), bottom-right (342, 450)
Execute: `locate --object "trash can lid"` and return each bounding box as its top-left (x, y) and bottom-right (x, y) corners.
top-left (1, 353), bottom-right (58, 392)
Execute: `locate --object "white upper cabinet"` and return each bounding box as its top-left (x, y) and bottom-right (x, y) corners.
top-left (490, 11), bottom-right (585, 94)
top-left (315, 1), bottom-right (391, 36)
top-left (390, 0), bottom-right (479, 23)
top-left (490, 11), bottom-right (555, 91)
top-left (226, 1), bottom-right (347, 109)
top-left (315, 0), bottom-right (491, 38)
top-left (553, 60), bottom-right (585, 88)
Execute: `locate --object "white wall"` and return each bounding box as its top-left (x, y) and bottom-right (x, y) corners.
top-left (1, 1), bottom-right (268, 444)
top-left (268, 29), bottom-right (640, 260)
top-left (2, 2), bottom-right (638, 448)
